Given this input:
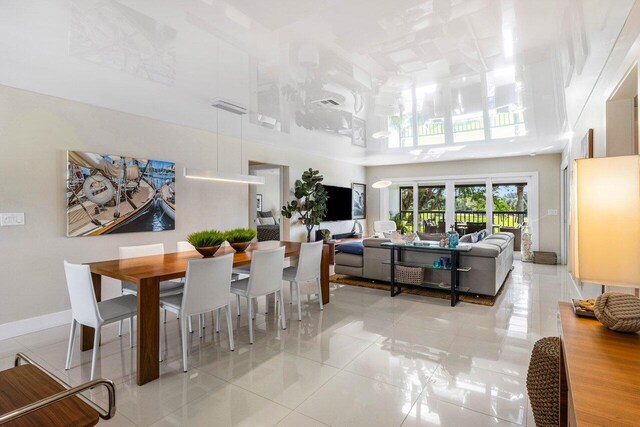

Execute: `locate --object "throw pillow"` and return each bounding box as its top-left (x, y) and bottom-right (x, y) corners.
top-left (477, 230), bottom-right (487, 241)
top-left (470, 232), bottom-right (479, 243)
top-left (337, 242), bottom-right (364, 255)
top-left (258, 217), bottom-right (276, 225)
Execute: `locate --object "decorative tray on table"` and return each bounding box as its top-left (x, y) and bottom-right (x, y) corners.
top-left (572, 299), bottom-right (597, 318)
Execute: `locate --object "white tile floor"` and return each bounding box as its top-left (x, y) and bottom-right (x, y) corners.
top-left (0, 261), bottom-right (573, 426)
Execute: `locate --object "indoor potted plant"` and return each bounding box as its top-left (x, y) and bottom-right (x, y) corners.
top-left (281, 168), bottom-right (328, 242)
top-left (186, 230), bottom-right (225, 257)
top-left (224, 228), bottom-right (257, 252)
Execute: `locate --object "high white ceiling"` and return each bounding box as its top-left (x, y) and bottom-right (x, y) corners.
top-left (0, 0), bottom-right (634, 165)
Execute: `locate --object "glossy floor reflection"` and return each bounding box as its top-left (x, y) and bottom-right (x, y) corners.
top-left (0, 261), bottom-right (573, 426)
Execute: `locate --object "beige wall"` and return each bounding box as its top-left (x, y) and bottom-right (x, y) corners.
top-left (0, 85), bottom-right (364, 326)
top-left (365, 154), bottom-right (562, 254)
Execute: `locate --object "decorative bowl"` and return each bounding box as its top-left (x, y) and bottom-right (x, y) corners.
top-left (195, 246), bottom-right (221, 257)
top-left (230, 242), bottom-right (251, 252)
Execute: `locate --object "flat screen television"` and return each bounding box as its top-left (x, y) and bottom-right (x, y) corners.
top-left (323, 185), bottom-right (352, 221)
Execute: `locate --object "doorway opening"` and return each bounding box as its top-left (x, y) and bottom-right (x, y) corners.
top-left (248, 162), bottom-right (289, 241)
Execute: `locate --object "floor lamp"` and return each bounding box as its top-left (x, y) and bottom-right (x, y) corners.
top-left (574, 155), bottom-right (640, 295)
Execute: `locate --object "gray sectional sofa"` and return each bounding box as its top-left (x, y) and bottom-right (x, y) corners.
top-left (335, 232), bottom-right (515, 296)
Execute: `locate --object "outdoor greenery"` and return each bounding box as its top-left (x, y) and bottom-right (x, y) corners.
top-left (187, 230), bottom-right (225, 248)
top-left (390, 212), bottom-right (410, 234)
top-left (397, 183), bottom-right (528, 231)
top-left (281, 168), bottom-right (328, 242)
top-left (224, 228), bottom-right (256, 243)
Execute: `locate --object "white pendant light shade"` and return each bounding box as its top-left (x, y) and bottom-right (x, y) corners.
top-left (184, 168), bottom-right (265, 185)
top-left (371, 179), bottom-right (392, 188)
top-left (372, 131), bottom-right (392, 139)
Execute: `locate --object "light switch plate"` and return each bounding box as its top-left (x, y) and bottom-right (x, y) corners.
top-left (1, 213), bottom-right (25, 226)
top-left (547, 209), bottom-right (558, 216)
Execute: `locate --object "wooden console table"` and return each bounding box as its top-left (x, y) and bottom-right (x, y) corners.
top-left (558, 302), bottom-right (640, 426)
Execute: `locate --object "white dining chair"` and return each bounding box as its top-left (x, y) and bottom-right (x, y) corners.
top-left (177, 240), bottom-right (240, 335)
top-left (63, 261), bottom-right (137, 380)
top-left (282, 241), bottom-right (324, 321)
top-left (231, 246), bottom-right (286, 343)
top-left (159, 254), bottom-right (235, 372)
top-left (118, 244), bottom-right (183, 335)
top-left (177, 241), bottom-right (195, 252)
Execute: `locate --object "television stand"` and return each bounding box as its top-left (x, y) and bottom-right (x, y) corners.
top-left (332, 232), bottom-right (355, 240)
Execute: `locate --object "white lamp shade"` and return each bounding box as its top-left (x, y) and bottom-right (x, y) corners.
top-left (575, 155), bottom-right (640, 288)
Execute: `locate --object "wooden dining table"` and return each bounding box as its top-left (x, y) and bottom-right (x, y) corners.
top-left (82, 241), bottom-right (330, 386)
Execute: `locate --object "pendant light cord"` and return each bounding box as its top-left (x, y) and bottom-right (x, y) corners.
top-left (216, 108), bottom-right (220, 172)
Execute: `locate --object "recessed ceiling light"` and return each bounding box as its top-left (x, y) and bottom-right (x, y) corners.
top-left (372, 131), bottom-right (392, 139)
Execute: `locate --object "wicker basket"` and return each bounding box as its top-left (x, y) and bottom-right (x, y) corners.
top-left (394, 265), bottom-right (424, 285)
top-left (527, 337), bottom-right (560, 427)
top-left (594, 292), bottom-right (640, 333)
top-left (533, 251), bottom-right (557, 265)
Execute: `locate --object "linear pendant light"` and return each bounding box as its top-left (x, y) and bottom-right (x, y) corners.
top-left (184, 101), bottom-right (264, 185)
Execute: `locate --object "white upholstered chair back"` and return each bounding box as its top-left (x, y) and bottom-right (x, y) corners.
top-left (181, 254), bottom-right (233, 317)
top-left (119, 243), bottom-right (164, 259)
top-left (295, 241), bottom-right (323, 282)
top-left (247, 246), bottom-right (286, 296)
top-left (64, 261), bottom-right (102, 327)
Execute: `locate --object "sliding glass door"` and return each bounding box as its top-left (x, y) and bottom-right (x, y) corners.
top-left (387, 178), bottom-right (531, 244)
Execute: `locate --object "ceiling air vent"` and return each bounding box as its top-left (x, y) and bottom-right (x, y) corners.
top-left (311, 97), bottom-right (341, 107)
top-left (210, 97), bottom-right (248, 115)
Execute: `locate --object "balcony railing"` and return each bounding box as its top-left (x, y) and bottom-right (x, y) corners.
top-left (414, 210), bottom-right (527, 233)
top-left (493, 211), bottom-right (527, 228)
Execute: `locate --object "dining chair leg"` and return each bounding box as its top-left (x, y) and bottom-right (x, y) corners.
top-left (180, 317), bottom-right (189, 372)
top-left (128, 316), bottom-right (134, 348)
top-left (216, 308), bottom-right (221, 333)
top-left (118, 319), bottom-right (123, 337)
top-left (198, 314), bottom-right (203, 338)
top-left (295, 282), bottom-right (302, 321)
top-left (188, 316), bottom-right (193, 333)
top-left (65, 319), bottom-right (77, 370)
top-left (159, 311), bottom-right (164, 362)
top-left (252, 298), bottom-right (257, 320)
top-left (162, 309), bottom-right (167, 324)
top-left (316, 277), bottom-right (323, 310)
top-left (236, 295), bottom-right (241, 316)
top-left (289, 282), bottom-right (293, 304)
top-left (90, 327), bottom-right (101, 381)
top-left (247, 297), bottom-right (254, 344)
top-left (278, 290), bottom-right (287, 330)
top-left (225, 306), bottom-right (235, 351)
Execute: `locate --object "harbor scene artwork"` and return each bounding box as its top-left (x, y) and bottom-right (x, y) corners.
top-left (66, 151), bottom-right (175, 237)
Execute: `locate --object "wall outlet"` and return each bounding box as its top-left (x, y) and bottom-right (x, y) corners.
top-left (1, 213), bottom-right (25, 226)
top-left (547, 209), bottom-right (558, 216)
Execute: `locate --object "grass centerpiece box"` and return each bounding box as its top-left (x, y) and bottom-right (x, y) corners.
top-left (225, 228), bottom-right (257, 252)
top-left (187, 230), bottom-right (225, 257)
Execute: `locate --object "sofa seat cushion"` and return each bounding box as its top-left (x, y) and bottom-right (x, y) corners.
top-left (467, 243), bottom-right (501, 257)
top-left (337, 242), bottom-right (364, 255)
top-left (335, 252), bottom-right (364, 268)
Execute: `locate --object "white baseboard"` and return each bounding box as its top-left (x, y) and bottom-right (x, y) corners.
top-left (0, 310), bottom-right (71, 341)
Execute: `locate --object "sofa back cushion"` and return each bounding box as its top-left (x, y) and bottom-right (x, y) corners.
top-left (363, 238), bottom-right (391, 248)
